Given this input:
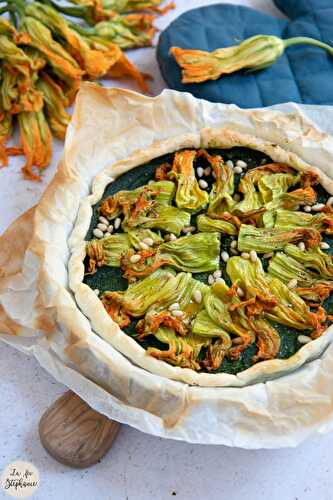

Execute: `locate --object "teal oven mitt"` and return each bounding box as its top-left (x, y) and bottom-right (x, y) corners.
top-left (157, 0), bottom-right (333, 107)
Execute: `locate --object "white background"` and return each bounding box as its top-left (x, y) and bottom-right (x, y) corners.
top-left (2, 1), bottom-right (333, 499)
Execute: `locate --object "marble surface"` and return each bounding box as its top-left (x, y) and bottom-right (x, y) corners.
top-left (2, 1), bottom-right (333, 499)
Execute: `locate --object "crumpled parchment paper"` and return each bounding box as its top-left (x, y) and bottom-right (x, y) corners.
top-left (2, 83), bottom-right (333, 448)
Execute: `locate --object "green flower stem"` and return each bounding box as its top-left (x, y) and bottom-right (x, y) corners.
top-left (284, 36), bottom-right (333, 56)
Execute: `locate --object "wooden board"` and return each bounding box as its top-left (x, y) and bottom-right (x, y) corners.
top-left (39, 391), bottom-right (120, 468)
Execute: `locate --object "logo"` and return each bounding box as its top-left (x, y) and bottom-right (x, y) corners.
top-left (1, 461), bottom-right (39, 498)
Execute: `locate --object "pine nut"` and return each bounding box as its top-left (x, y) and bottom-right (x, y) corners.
top-left (199, 179), bottom-right (208, 189)
top-left (208, 275), bottom-right (215, 285)
top-left (233, 193), bottom-right (241, 202)
top-left (93, 228), bottom-right (104, 238)
top-left (139, 241), bottom-right (149, 250)
top-left (169, 302), bottom-right (180, 311)
top-left (193, 290), bottom-right (202, 304)
top-left (263, 252), bottom-right (274, 259)
top-left (215, 277), bottom-right (225, 284)
top-left (213, 270), bottom-right (222, 279)
top-left (298, 335), bottom-right (312, 344)
top-left (221, 251), bottom-right (229, 262)
top-left (234, 166), bottom-right (243, 174)
top-left (169, 233), bottom-right (177, 241)
top-left (250, 250), bottom-right (258, 262)
top-left (99, 216), bottom-right (109, 225)
top-left (288, 278), bottom-right (298, 289)
top-left (237, 287), bottom-right (245, 298)
top-left (197, 167), bottom-right (204, 178)
top-left (182, 226), bottom-right (196, 234)
top-left (143, 237), bottom-right (154, 247)
top-left (303, 205), bottom-right (312, 213)
top-left (236, 160), bottom-right (247, 168)
top-left (97, 223), bottom-right (107, 231)
top-left (298, 242), bottom-right (306, 251)
top-left (327, 196), bottom-right (333, 207)
top-left (93, 288), bottom-right (100, 296)
top-left (130, 254), bottom-right (141, 264)
top-left (107, 225), bottom-right (114, 234)
top-left (114, 217), bottom-right (121, 229)
top-left (230, 240), bottom-right (238, 249)
top-left (241, 252), bottom-right (250, 259)
top-left (171, 309), bottom-right (184, 318)
top-left (312, 203), bottom-right (325, 211)
top-left (226, 160), bottom-right (234, 169)
top-left (320, 242), bottom-right (330, 250)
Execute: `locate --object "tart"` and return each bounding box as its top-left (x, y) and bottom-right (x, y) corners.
top-left (69, 127), bottom-right (333, 382)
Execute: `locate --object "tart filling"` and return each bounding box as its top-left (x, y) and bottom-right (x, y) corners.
top-left (83, 147), bottom-right (333, 374)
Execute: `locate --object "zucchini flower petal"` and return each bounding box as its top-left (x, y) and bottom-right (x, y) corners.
top-left (104, 49), bottom-right (149, 92)
top-left (250, 318), bottom-right (280, 363)
top-left (227, 256), bottom-right (326, 335)
top-left (18, 110), bottom-right (52, 181)
top-left (101, 268), bottom-right (174, 319)
top-left (127, 228), bottom-right (163, 249)
top-left (284, 244), bottom-right (333, 279)
top-left (171, 35), bottom-right (333, 83)
top-left (92, 14), bottom-right (157, 49)
top-left (197, 214), bottom-right (237, 235)
top-left (136, 273), bottom-right (207, 338)
top-left (37, 72), bottom-right (71, 140)
top-left (268, 186), bottom-right (317, 211)
top-left (270, 209), bottom-right (333, 235)
top-left (100, 180), bottom-right (175, 220)
top-left (238, 224), bottom-right (321, 253)
top-left (200, 151), bottom-right (235, 217)
top-left (86, 233), bottom-right (131, 273)
top-left (26, 3), bottom-right (121, 80)
top-left (147, 327), bottom-right (208, 371)
top-left (170, 150), bottom-right (208, 212)
top-left (122, 232), bottom-right (220, 277)
top-left (21, 17), bottom-right (84, 82)
top-left (101, 0), bottom-right (174, 14)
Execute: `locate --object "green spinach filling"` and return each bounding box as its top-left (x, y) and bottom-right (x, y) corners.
top-left (83, 147), bottom-right (333, 374)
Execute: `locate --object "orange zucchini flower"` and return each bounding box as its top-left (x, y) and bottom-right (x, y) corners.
top-left (18, 110), bottom-right (52, 181)
top-left (37, 73), bottom-right (71, 140)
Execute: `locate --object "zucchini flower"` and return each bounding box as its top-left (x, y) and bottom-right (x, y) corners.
top-left (171, 35), bottom-right (333, 84)
top-left (284, 244), bottom-right (333, 279)
top-left (21, 17), bottom-right (84, 82)
top-left (102, 46), bottom-right (148, 91)
top-left (194, 280), bottom-right (256, 358)
top-left (268, 251), bottom-right (333, 303)
top-left (170, 150), bottom-right (209, 212)
top-left (0, 111), bottom-right (14, 167)
top-left (147, 327), bottom-right (208, 371)
top-left (100, 0), bottom-right (174, 14)
top-left (136, 272), bottom-right (207, 339)
top-left (37, 73), bottom-right (71, 140)
top-left (121, 232), bottom-right (220, 278)
top-left (100, 181), bottom-right (190, 235)
top-left (87, 14), bottom-right (157, 49)
top-left (200, 151), bottom-right (235, 217)
top-left (250, 318), bottom-right (281, 363)
top-left (101, 268), bottom-right (175, 326)
top-left (18, 110), bottom-right (52, 181)
top-left (127, 228), bottom-right (163, 250)
top-left (268, 186), bottom-right (317, 211)
top-left (196, 214), bottom-right (237, 236)
top-left (86, 233), bottom-right (131, 273)
top-left (267, 209), bottom-right (333, 235)
top-left (238, 224), bottom-right (321, 253)
top-left (100, 180), bottom-right (175, 220)
top-left (227, 257), bottom-right (326, 335)
top-left (26, 2), bottom-right (122, 80)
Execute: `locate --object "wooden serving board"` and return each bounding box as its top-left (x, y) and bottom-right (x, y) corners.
top-left (39, 391), bottom-right (120, 468)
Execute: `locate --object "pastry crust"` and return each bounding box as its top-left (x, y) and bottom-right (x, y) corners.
top-left (68, 116), bottom-right (333, 387)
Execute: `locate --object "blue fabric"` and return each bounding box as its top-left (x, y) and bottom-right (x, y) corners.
top-left (157, 0), bottom-right (333, 107)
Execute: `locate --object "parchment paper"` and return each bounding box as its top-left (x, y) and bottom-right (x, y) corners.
top-left (2, 83), bottom-right (333, 448)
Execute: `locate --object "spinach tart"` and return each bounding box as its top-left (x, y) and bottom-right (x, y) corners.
top-left (69, 127), bottom-right (333, 385)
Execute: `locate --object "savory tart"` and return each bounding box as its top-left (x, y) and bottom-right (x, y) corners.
top-left (77, 138), bottom-right (333, 376)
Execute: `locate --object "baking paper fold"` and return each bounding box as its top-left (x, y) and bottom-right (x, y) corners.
top-left (1, 83), bottom-right (333, 447)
